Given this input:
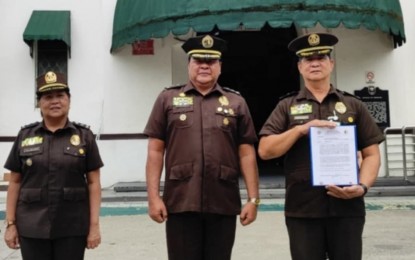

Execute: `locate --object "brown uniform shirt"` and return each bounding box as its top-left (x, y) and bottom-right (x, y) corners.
top-left (260, 86), bottom-right (384, 218)
top-left (4, 121), bottom-right (104, 239)
top-left (144, 83), bottom-right (257, 215)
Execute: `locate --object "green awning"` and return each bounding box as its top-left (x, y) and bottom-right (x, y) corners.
top-left (111, 0), bottom-right (406, 52)
top-left (23, 10), bottom-right (71, 53)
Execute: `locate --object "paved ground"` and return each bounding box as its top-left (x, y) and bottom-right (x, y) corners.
top-left (1, 196), bottom-right (415, 260)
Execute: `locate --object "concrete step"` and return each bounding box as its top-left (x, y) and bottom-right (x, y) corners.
top-left (111, 176), bottom-right (415, 192)
top-left (2, 177), bottom-right (415, 202)
top-left (102, 185), bottom-right (415, 203)
top-left (107, 178), bottom-right (415, 202)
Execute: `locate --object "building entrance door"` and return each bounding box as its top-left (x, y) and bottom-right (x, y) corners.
top-left (217, 26), bottom-right (300, 176)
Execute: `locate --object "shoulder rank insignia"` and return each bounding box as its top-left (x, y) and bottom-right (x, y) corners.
top-left (279, 91), bottom-right (299, 100)
top-left (165, 84), bottom-right (185, 90)
top-left (222, 87), bottom-right (240, 95)
top-left (21, 122), bottom-right (40, 129)
top-left (337, 89), bottom-right (361, 100)
top-left (73, 122), bottom-right (90, 129)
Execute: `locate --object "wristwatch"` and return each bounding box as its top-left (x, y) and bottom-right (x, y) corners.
top-left (5, 220), bottom-right (15, 229)
top-left (359, 183), bottom-right (368, 196)
top-left (247, 197), bottom-right (261, 206)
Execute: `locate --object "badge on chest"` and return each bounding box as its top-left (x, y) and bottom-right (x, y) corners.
top-left (290, 103), bottom-right (312, 121)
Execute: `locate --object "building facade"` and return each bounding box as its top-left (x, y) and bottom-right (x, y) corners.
top-left (0, 0), bottom-right (414, 187)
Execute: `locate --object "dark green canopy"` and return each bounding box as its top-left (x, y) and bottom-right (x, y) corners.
top-left (23, 10), bottom-right (71, 49)
top-left (111, 0), bottom-right (406, 52)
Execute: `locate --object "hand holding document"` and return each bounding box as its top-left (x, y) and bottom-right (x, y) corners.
top-left (309, 125), bottom-right (358, 186)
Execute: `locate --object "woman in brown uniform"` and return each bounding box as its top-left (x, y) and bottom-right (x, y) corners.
top-left (4, 71), bottom-right (103, 260)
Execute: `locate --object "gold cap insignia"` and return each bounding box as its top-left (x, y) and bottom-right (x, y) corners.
top-left (45, 71), bottom-right (57, 84)
top-left (70, 135), bottom-right (81, 146)
top-left (308, 33), bottom-right (320, 46)
top-left (179, 114), bottom-right (187, 121)
top-left (219, 96), bottom-right (229, 106)
top-left (335, 102), bottom-right (347, 114)
top-left (202, 35), bottom-right (214, 48)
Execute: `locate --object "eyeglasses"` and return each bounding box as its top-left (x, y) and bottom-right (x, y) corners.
top-left (300, 55), bottom-right (330, 63)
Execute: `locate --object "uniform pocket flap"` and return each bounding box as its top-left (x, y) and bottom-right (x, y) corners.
top-left (219, 165), bottom-right (238, 183)
top-left (63, 146), bottom-right (86, 157)
top-left (63, 187), bottom-right (87, 201)
top-left (172, 106), bottom-right (194, 113)
top-left (215, 109), bottom-right (238, 117)
top-left (19, 188), bottom-right (42, 203)
top-left (169, 163), bottom-right (193, 180)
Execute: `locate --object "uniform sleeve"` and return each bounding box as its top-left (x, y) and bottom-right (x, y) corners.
top-left (259, 100), bottom-right (289, 137)
top-left (143, 91), bottom-right (167, 141)
top-left (237, 98), bottom-right (258, 144)
top-left (4, 133), bottom-right (22, 173)
top-left (85, 129), bottom-right (104, 172)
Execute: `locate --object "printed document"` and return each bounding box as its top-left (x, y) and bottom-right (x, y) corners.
top-left (310, 125), bottom-right (358, 186)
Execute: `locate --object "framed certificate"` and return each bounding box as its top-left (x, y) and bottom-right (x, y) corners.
top-left (309, 125), bottom-right (359, 186)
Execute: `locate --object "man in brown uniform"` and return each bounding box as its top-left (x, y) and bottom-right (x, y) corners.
top-left (144, 35), bottom-right (260, 260)
top-left (258, 33), bottom-right (384, 260)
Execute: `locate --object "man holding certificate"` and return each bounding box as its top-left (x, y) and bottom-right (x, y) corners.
top-left (258, 32), bottom-right (384, 260)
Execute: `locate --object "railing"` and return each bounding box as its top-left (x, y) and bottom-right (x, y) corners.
top-left (384, 126), bottom-right (415, 181)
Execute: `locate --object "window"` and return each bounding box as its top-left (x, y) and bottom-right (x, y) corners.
top-left (36, 40), bottom-right (68, 77)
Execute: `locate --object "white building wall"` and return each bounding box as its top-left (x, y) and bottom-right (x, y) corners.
top-left (0, 0), bottom-right (414, 186)
top-left (333, 0), bottom-right (415, 176)
top-left (392, 0), bottom-right (415, 127)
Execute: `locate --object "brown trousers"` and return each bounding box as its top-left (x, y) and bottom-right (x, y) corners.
top-left (166, 212), bottom-right (237, 260)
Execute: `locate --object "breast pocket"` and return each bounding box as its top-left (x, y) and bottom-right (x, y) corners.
top-left (63, 145), bottom-right (86, 158)
top-left (215, 109), bottom-right (237, 132)
top-left (19, 145), bottom-right (43, 172)
top-left (63, 145), bottom-right (87, 174)
top-left (63, 187), bottom-right (87, 201)
top-left (339, 111), bottom-right (358, 125)
top-left (170, 106), bottom-right (194, 128)
top-left (19, 188), bottom-right (42, 204)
